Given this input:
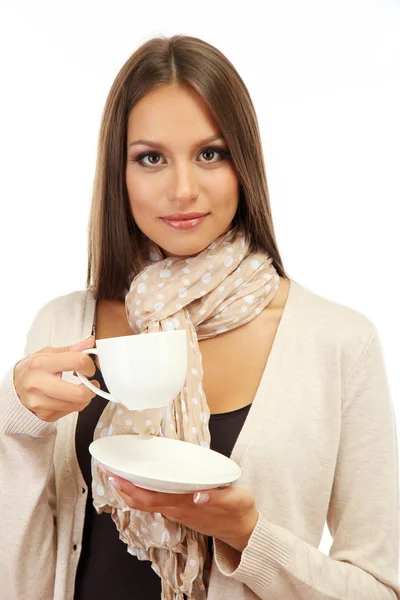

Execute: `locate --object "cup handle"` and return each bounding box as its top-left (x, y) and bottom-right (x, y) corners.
top-left (75, 348), bottom-right (117, 403)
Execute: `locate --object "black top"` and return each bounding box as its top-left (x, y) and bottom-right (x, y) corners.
top-left (74, 353), bottom-right (251, 599)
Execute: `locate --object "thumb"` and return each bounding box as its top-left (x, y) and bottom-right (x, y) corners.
top-left (69, 335), bottom-right (96, 379)
top-left (35, 335), bottom-right (96, 356)
top-left (68, 335), bottom-right (95, 351)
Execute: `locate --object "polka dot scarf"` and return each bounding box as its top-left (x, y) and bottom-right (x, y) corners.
top-left (91, 226), bottom-right (279, 599)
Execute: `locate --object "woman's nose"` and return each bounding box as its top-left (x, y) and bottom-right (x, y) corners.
top-left (168, 162), bottom-right (200, 203)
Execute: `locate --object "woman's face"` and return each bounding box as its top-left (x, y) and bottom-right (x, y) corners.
top-left (125, 84), bottom-right (239, 258)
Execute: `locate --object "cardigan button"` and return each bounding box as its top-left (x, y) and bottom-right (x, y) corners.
top-left (82, 487), bottom-right (86, 494)
top-left (73, 544), bottom-right (78, 551)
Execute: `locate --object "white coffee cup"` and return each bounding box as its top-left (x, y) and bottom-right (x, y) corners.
top-left (75, 329), bottom-right (187, 410)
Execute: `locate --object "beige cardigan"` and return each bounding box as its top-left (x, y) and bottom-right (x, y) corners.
top-left (0, 279), bottom-right (399, 599)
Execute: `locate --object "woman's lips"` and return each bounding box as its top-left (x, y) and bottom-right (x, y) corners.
top-left (160, 214), bottom-right (209, 230)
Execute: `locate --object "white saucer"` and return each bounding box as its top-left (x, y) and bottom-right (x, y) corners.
top-left (89, 434), bottom-right (242, 494)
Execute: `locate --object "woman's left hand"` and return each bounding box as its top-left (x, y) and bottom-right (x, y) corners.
top-left (102, 468), bottom-right (259, 552)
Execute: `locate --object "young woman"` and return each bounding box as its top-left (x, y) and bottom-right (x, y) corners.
top-left (1, 35), bottom-right (399, 600)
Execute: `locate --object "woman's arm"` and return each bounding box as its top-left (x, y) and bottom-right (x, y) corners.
top-left (0, 303), bottom-right (57, 600)
top-left (213, 327), bottom-right (400, 599)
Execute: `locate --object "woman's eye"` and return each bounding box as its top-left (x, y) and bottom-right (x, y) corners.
top-left (137, 152), bottom-right (162, 167)
top-left (199, 148), bottom-right (226, 163)
top-left (132, 146), bottom-right (231, 168)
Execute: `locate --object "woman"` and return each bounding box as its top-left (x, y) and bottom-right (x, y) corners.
top-left (0, 35), bottom-right (399, 600)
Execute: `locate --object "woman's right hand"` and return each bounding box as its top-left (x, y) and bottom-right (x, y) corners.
top-left (13, 335), bottom-right (101, 422)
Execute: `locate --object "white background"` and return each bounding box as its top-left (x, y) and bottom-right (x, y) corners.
top-left (1, 0), bottom-right (399, 555)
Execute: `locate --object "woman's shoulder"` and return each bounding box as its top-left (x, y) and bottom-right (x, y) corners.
top-left (289, 280), bottom-right (380, 385)
top-left (291, 279), bottom-right (377, 348)
top-left (34, 288), bottom-right (92, 327)
top-left (26, 288), bottom-right (94, 353)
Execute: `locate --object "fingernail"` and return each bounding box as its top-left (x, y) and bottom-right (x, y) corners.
top-left (194, 492), bottom-right (210, 504)
top-left (108, 476), bottom-right (121, 490)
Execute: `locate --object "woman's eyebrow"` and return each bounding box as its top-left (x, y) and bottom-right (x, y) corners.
top-left (128, 134), bottom-right (225, 151)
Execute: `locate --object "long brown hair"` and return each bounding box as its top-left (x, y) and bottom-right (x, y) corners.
top-left (87, 34), bottom-right (291, 300)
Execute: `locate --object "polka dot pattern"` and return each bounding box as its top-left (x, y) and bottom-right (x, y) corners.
top-left (91, 225), bottom-right (280, 600)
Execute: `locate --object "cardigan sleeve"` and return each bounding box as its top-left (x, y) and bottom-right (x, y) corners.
top-left (213, 326), bottom-right (400, 599)
top-left (0, 301), bottom-right (58, 600)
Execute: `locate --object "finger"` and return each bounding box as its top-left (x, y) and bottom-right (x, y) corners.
top-left (193, 485), bottom-right (254, 513)
top-left (104, 471), bottom-right (249, 512)
top-left (27, 351), bottom-right (96, 378)
top-left (25, 371), bottom-right (101, 405)
top-left (104, 471), bottom-right (193, 509)
top-left (27, 383), bottom-right (100, 420)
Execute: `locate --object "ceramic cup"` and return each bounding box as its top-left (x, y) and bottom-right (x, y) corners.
top-left (75, 329), bottom-right (187, 410)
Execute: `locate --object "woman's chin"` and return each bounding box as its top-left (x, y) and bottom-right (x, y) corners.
top-left (159, 239), bottom-right (211, 259)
